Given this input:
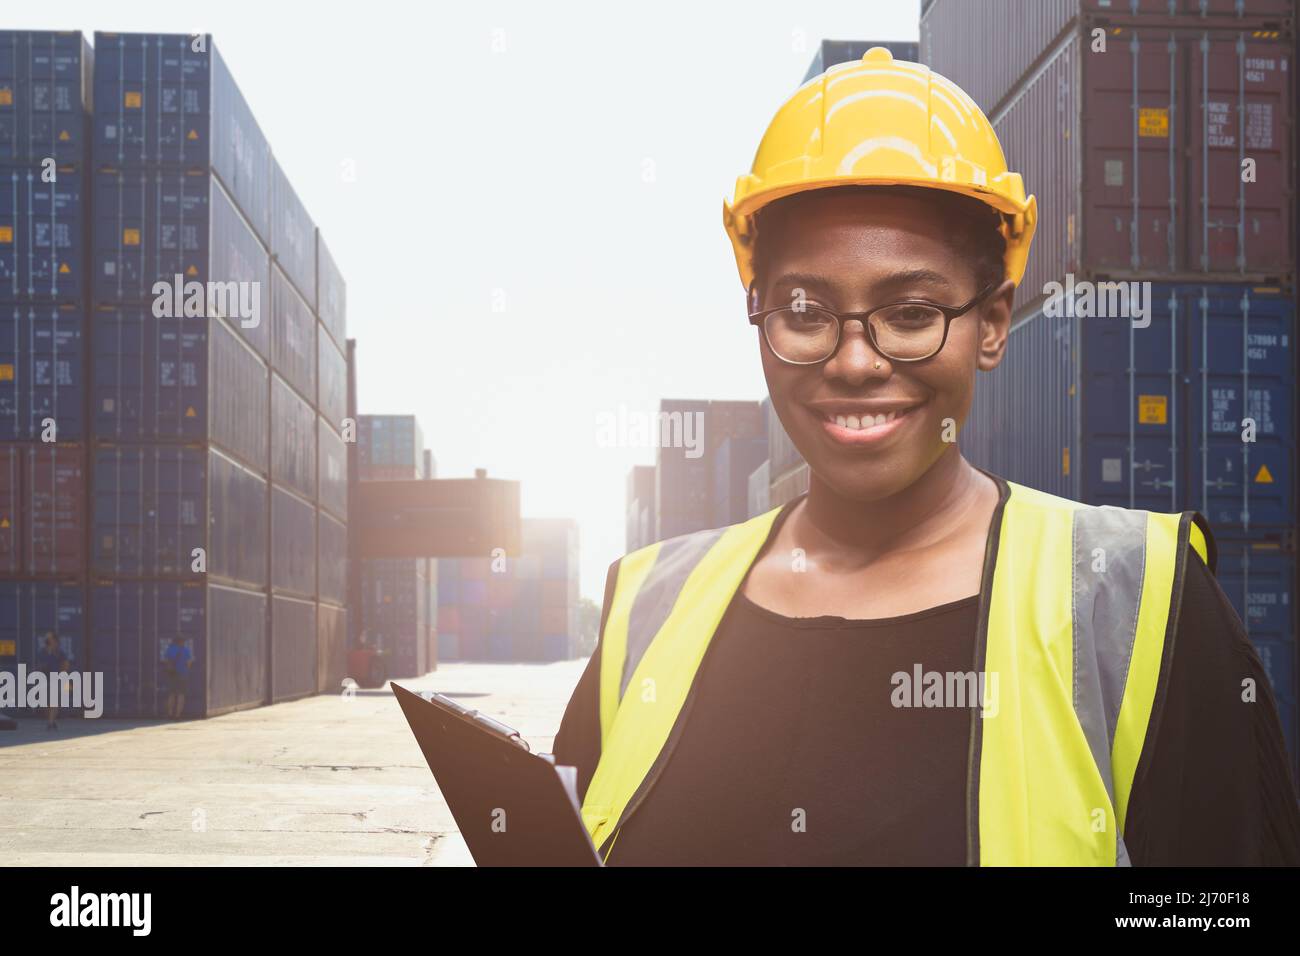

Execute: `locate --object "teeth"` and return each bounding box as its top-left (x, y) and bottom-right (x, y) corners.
top-left (828, 410), bottom-right (902, 431)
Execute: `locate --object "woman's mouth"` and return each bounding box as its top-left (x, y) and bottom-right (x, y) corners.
top-left (815, 404), bottom-right (923, 446)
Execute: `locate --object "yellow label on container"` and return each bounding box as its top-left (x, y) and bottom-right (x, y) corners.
top-left (58, 263), bottom-right (70, 274)
top-left (1255, 464), bottom-right (1274, 484)
top-left (1062, 447), bottom-right (1071, 476)
top-left (0, 364), bottom-right (13, 381)
top-left (123, 228), bottom-right (141, 246)
top-left (1139, 107), bottom-right (1169, 138)
top-left (1138, 394), bottom-right (1168, 424)
top-left (124, 91), bottom-right (142, 108)
top-left (0, 226), bottom-right (12, 244)
top-left (0, 88), bottom-right (12, 106)
top-left (0, 640), bottom-right (15, 657)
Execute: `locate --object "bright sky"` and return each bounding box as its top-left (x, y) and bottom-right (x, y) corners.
top-left (14, 1), bottom-right (922, 600)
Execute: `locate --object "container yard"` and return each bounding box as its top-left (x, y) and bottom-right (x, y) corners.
top-left (1, 1), bottom-right (1297, 890)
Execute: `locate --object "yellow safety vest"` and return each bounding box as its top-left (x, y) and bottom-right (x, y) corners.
top-left (580, 477), bottom-right (1213, 866)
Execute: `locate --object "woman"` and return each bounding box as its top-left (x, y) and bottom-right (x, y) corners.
top-left (554, 48), bottom-right (1300, 866)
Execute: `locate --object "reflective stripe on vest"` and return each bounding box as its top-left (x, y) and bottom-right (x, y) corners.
top-left (581, 478), bottom-right (1210, 865)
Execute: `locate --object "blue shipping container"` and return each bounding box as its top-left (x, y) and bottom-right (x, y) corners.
top-left (270, 159), bottom-right (315, 309)
top-left (91, 579), bottom-right (205, 718)
top-left (318, 333), bottom-right (347, 433)
top-left (93, 33), bottom-right (272, 246)
top-left (271, 375), bottom-right (316, 498)
top-left (713, 436), bottom-right (768, 527)
top-left (271, 484), bottom-right (316, 597)
top-left (317, 508), bottom-right (347, 605)
top-left (92, 307), bottom-right (268, 471)
top-left (271, 593), bottom-right (316, 702)
top-left (92, 168), bottom-right (271, 359)
top-left (206, 582), bottom-right (267, 715)
top-left (963, 284), bottom-right (1295, 536)
top-left (92, 444), bottom-right (267, 584)
top-left (316, 230), bottom-right (345, 350)
top-left (271, 263), bottom-right (315, 401)
top-left (0, 579), bottom-right (84, 685)
top-left (0, 301), bottom-right (84, 440)
top-left (0, 164), bottom-right (86, 299)
top-left (0, 31), bottom-right (92, 166)
top-left (317, 417), bottom-right (347, 520)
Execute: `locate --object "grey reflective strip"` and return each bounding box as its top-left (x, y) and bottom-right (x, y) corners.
top-left (1072, 505), bottom-right (1148, 867)
top-left (620, 528), bottom-right (725, 700)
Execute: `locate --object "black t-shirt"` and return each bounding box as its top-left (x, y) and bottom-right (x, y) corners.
top-left (552, 548), bottom-right (1300, 866)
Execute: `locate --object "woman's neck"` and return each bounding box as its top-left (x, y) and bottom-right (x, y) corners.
top-left (794, 447), bottom-right (992, 568)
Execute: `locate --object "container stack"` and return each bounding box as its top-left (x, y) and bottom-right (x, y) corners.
top-left (315, 235), bottom-right (348, 696)
top-left (656, 399), bottom-right (765, 539)
top-left (0, 31), bottom-right (93, 688)
top-left (922, 0), bottom-right (1298, 774)
top-left (625, 464), bottom-right (654, 551)
top-left (765, 397), bottom-right (808, 509)
top-left (89, 33), bottom-right (279, 717)
top-left (354, 414), bottom-right (432, 679)
top-left (437, 517), bottom-right (579, 662)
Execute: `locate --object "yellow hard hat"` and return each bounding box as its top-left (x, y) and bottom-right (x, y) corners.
top-left (723, 46), bottom-right (1037, 292)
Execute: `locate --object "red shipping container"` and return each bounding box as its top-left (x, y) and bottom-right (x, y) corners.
top-left (437, 604), bottom-right (460, 632)
top-left (924, 13), bottom-right (1294, 308)
top-left (921, 0), bottom-right (1293, 114)
top-left (541, 604), bottom-right (568, 636)
top-left (0, 443), bottom-right (85, 575)
top-left (486, 574), bottom-right (516, 606)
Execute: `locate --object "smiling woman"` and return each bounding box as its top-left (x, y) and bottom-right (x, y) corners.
top-left (552, 46), bottom-right (1300, 868)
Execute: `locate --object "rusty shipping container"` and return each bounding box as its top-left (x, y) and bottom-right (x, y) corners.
top-left (921, 0), bottom-right (1294, 116)
top-left (923, 7), bottom-right (1294, 307)
top-left (0, 443), bottom-right (85, 576)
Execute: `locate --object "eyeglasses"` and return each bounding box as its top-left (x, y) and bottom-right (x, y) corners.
top-left (748, 284), bottom-right (996, 365)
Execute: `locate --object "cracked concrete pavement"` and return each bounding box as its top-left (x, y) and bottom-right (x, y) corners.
top-left (0, 659), bottom-right (587, 866)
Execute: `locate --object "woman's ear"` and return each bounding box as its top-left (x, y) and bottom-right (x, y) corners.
top-left (977, 279), bottom-right (1016, 371)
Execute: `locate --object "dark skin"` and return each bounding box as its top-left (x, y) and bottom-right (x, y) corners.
top-left (741, 191), bottom-right (1017, 618)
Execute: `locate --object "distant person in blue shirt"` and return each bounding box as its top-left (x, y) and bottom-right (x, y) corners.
top-left (162, 637), bottom-right (193, 719)
top-left (36, 632), bottom-right (69, 730)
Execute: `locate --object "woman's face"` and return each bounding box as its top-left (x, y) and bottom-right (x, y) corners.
top-left (755, 191), bottom-right (1014, 502)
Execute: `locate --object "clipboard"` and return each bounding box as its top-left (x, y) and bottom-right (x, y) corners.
top-left (392, 682), bottom-right (603, 867)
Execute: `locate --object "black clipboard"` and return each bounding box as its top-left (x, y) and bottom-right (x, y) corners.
top-left (392, 682), bottom-right (603, 867)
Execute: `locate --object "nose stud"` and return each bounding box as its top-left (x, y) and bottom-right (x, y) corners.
top-left (874, 361), bottom-right (882, 370)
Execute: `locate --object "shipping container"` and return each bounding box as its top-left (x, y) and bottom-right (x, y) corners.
top-left (317, 507), bottom-right (346, 604)
top-left (0, 31), bottom-right (93, 165)
top-left (357, 414), bottom-right (423, 479)
top-left (437, 631), bottom-right (459, 661)
top-left (360, 557), bottom-right (428, 678)
top-left (0, 580), bottom-right (84, 694)
top-left (270, 374), bottom-right (316, 499)
top-left (770, 461), bottom-right (810, 509)
top-left (316, 600), bottom-right (346, 694)
top-left (656, 399), bottom-right (711, 540)
top-left (92, 444), bottom-right (267, 584)
top-left (748, 459), bottom-right (771, 519)
top-left (318, 333), bottom-right (347, 432)
top-left (92, 169), bottom-right (271, 358)
top-left (0, 164), bottom-right (87, 299)
top-left (0, 302), bottom-right (84, 440)
top-left (317, 417), bottom-right (347, 520)
top-left (315, 230), bottom-right (345, 350)
top-left (0, 443), bottom-right (84, 576)
top-left (802, 39), bottom-right (919, 83)
top-left (92, 305), bottom-right (269, 471)
top-left (766, 396), bottom-right (803, 479)
top-left (921, 0), bottom-right (1292, 116)
top-left (271, 484), bottom-right (316, 597)
top-left (93, 33), bottom-right (272, 246)
top-left (942, 17), bottom-right (1295, 304)
top-left (271, 264), bottom-right (315, 402)
top-left (270, 159), bottom-right (315, 309)
top-left (714, 436), bottom-right (768, 527)
top-left (271, 593), bottom-right (316, 702)
top-left (963, 284), bottom-right (1293, 534)
top-left (92, 578), bottom-right (274, 718)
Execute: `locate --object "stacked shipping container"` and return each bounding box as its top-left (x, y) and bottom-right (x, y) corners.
top-left (437, 517), bottom-right (579, 662)
top-left (0, 31), bottom-right (350, 718)
top-left (922, 1), bottom-right (1298, 775)
top-left (353, 414), bottom-right (432, 679)
top-left (0, 32), bottom-right (93, 695)
top-left (656, 399), bottom-right (765, 540)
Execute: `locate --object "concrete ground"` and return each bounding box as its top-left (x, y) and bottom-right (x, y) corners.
top-left (0, 659), bottom-right (587, 866)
